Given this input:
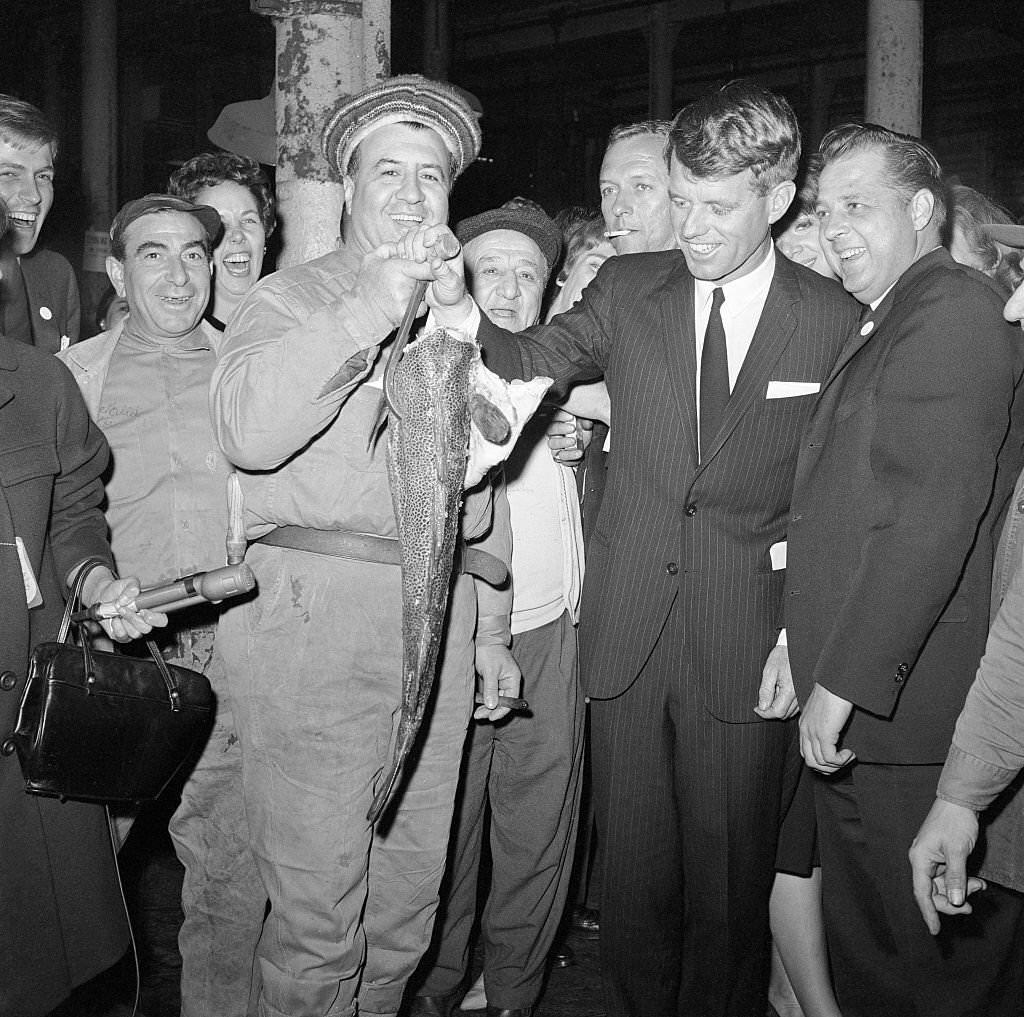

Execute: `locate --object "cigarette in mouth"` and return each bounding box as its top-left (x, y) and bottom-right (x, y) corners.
top-left (604, 230), bottom-right (631, 238)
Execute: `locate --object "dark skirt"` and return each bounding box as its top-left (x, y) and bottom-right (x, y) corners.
top-left (775, 749), bottom-right (820, 877)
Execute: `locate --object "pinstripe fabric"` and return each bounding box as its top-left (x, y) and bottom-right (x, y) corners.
top-left (590, 599), bottom-right (793, 1017)
top-left (478, 250), bottom-right (859, 1016)
top-left (479, 250), bottom-right (860, 718)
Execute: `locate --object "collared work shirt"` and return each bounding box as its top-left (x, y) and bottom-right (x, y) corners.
top-left (97, 324), bottom-right (231, 584)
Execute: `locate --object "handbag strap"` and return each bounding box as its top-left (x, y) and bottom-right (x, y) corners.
top-left (59, 556), bottom-right (112, 644)
top-left (65, 558), bottom-right (183, 713)
top-left (144, 639), bottom-right (183, 713)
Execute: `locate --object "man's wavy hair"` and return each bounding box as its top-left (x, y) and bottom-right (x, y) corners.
top-left (0, 94), bottom-right (60, 159)
top-left (606, 119), bottom-right (672, 153)
top-left (946, 184), bottom-right (1021, 296)
top-left (818, 123), bottom-right (947, 233)
top-left (668, 80), bottom-right (800, 194)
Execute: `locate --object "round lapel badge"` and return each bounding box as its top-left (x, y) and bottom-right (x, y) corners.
top-left (859, 319), bottom-right (874, 337)
top-left (39, 306), bottom-right (53, 321)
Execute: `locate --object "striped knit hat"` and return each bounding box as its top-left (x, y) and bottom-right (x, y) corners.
top-left (322, 75), bottom-right (482, 180)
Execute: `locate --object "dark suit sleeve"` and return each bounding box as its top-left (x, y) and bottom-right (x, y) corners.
top-left (478, 257), bottom-right (620, 397)
top-left (815, 282), bottom-right (1020, 716)
top-left (48, 360), bottom-right (113, 582)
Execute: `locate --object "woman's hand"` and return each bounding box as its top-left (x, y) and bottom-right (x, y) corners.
top-left (79, 565), bottom-right (168, 642)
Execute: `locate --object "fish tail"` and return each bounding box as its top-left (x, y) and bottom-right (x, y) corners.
top-left (367, 725), bottom-right (415, 823)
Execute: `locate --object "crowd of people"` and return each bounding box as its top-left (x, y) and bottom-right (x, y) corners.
top-left (1, 67), bottom-right (1024, 1017)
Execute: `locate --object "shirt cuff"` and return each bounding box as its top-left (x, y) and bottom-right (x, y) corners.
top-left (427, 299), bottom-right (481, 337)
top-left (936, 744), bottom-right (1018, 812)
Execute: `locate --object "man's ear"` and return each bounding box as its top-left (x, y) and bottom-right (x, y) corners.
top-left (767, 180), bottom-right (797, 226)
top-left (106, 256), bottom-right (126, 296)
top-left (910, 188), bottom-right (936, 232)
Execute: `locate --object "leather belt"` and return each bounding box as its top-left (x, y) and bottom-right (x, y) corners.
top-left (254, 526), bottom-right (508, 587)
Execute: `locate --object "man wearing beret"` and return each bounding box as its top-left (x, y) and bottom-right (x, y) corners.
top-left (411, 199), bottom-right (585, 1017)
top-left (205, 76), bottom-right (519, 1017)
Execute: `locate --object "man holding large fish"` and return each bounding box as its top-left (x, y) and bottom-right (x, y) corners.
top-left (203, 76), bottom-right (530, 1017)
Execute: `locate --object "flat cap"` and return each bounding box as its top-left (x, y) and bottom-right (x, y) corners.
top-left (110, 193), bottom-right (223, 249)
top-left (322, 74), bottom-right (482, 180)
top-left (456, 197), bottom-right (563, 275)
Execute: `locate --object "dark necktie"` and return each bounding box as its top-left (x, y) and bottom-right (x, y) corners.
top-left (0, 252), bottom-right (32, 344)
top-left (699, 286), bottom-right (728, 461)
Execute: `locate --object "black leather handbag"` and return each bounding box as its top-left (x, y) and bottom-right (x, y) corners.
top-left (12, 563), bottom-right (215, 804)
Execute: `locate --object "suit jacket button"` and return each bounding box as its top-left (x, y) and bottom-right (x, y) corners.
top-left (0, 671), bottom-right (16, 691)
top-left (0, 738), bottom-right (16, 757)
top-left (665, 562), bottom-right (679, 576)
top-left (685, 503), bottom-right (697, 516)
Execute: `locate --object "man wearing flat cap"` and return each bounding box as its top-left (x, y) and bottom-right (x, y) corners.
top-left (59, 194), bottom-right (236, 849)
top-left (411, 199), bottom-right (585, 1017)
top-left (206, 76), bottom-right (519, 1017)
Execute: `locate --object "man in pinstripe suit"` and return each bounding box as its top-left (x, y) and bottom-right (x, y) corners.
top-left (418, 81), bottom-right (860, 1016)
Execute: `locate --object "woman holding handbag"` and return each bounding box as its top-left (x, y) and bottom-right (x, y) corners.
top-left (0, 199), bottom-right (165, 1017)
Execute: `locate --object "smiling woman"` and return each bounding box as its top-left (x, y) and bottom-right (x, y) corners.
top-left (169, 152), bottom-right (276, 329)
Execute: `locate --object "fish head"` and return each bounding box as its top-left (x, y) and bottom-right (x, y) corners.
top-left (465, 356), bottom-right (552, 488)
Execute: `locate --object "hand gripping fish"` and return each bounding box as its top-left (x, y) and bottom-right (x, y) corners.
top-left (367, 315), bottom-right (550, 823)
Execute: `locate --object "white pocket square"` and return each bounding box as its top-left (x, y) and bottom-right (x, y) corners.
top-left (766, 380), bottom-right (820, 399)
top-left (769, 541), bottom-right (787, 570)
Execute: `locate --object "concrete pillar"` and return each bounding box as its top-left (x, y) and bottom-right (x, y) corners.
top-left (257, 0), bottom-right (389, 268)
top-left (80, 0), bottom-right (119, 314)
top-left (423, 0), bottom-right (450, 83)
top-left (363, 0), bottom-right (392, 84)
top-left (865, 0), bottom-right (922, 135)
top-left (647, 2), bottom-right (676, 121)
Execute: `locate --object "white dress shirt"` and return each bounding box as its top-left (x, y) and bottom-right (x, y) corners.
top-left (693, 244), bottom-right (776, 448)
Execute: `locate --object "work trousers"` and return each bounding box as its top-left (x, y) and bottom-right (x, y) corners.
top-left (416, 612), bottom-right (585, 1010)
top-left (588, 599), bottom-right (792, 1017)
top-left (170, 545), bottom-right (476, 1017)
top-left (816, 763), bottom-right (1024, 1017)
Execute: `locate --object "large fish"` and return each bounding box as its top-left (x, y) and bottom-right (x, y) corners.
top-left (367, 324), bottom-right (549, 823)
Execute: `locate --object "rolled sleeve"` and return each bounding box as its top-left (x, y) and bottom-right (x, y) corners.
top-left (211, 249), bottom-right (397, 470)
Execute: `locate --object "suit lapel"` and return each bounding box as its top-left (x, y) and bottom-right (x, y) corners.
top-left (694, 258), bottom-right (798, 473)
top-left (818, 316), bottom-right (873, 398)
top-left (659, 267), bottom-right (699, 462)
top-left (0, 340), bottom-right (18, 411)
top-left (818, 248), bottom-right (950, 399)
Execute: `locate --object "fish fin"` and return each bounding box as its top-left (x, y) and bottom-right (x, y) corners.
top-left (367, 763), bottom-right (401, 824)
top-left (366, 392), bottom-right (389, 453)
